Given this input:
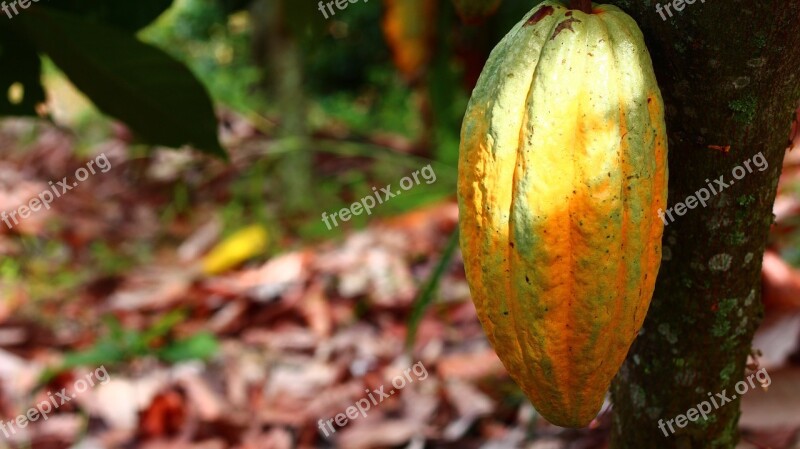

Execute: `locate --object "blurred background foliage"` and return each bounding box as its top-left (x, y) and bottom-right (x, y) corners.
top-left (0, 0), bottom-right (536, 335)
top-left (5, 0), bottom-right (800, 294)
top-left (0, 4), bottom-right (799, 438)
top-left (1, 0), bottom-right (541, 242)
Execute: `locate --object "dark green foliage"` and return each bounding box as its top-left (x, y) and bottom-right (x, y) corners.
top-left (302, 1), bottom-right (390, 93)
top-left (41, 311), bottom-right (219, 384)
top-left (0, 1), bottom-right (226, 157)
top-left (46, 0), bottom-right (174, 32)
top-left (0, 27), bottom-right (45, 115)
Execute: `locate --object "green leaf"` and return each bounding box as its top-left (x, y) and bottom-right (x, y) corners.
top-left (405, 229), bottom-right (460, 349)
top-left (158, 332), bottom-right (219, 363)
top-left (140, 310), bottom-right (186, 344)
top-left (62, 340), bottom-right (127, 368)
top-left (102, 315), bottom-right (126, 343)
top-left (14, 7), bottom-right (226, 158)
top-left (38, 341), bottom-right (123, 386)
top-left (0, 26), bottom-right (45, 116)
top-left (46, 0), bottom-right (175, 32)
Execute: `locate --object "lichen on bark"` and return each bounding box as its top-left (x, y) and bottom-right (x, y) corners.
top-left (605, 1), bottom-right (800, 447)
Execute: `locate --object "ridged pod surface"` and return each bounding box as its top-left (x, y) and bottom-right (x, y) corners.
top-left (457, 0), bottom-right (668, 427)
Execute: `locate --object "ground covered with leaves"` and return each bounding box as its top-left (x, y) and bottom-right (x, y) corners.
top-left (0, 117), bottom-right (799, 449)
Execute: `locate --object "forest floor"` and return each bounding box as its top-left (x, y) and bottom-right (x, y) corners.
top-left (0, 115), bottom-right (799, 449)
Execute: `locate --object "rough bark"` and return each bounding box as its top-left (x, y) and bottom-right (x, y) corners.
top-left (605, 1), bottom-right (800, 448)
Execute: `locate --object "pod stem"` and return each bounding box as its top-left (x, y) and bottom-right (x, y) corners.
top-left (569, 0), bottom-right (592, 13)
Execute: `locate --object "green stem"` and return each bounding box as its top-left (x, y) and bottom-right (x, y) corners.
top-left (405, 229), bottom-right (460, 350)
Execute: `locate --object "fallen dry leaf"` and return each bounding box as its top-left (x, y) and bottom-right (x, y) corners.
top-left (762, 251), bottom-right (800, 311)
top-left (740, 367), bottom-right (800, 429)
top-left (437, 348), bottom-right (507, 381)
top-left (139, 388), bottom-right (188, 439)
top-left (108, 267), bottom-right (195, 310)
top-left (752, 309), bottom-right (800, 371)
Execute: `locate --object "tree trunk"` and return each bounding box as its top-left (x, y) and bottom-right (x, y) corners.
top-left (254, 0), bottom-right (312, 213)
top-left (606, 1), bottom-right (800, 447)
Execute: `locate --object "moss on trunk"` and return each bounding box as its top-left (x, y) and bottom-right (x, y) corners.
top-left (606, 1), bottom-right (800, 447)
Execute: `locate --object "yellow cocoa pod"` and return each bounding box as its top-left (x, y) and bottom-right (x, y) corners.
top-left (457, 1), bottom-right (668, 427)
